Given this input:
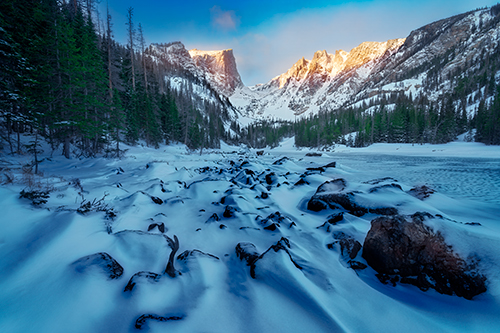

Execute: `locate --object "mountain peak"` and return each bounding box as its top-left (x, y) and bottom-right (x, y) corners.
top-left (189, 48), bottom-right (243, 96)
top-left (272, 38), bottom-right (405, 89)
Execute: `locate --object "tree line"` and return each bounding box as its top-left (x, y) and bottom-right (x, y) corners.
top-left (0, 0), bottom-right (230, 165)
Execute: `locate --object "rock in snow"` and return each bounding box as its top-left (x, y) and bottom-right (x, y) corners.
top-left (72, 252), bottom-right (124, 280)
top-left (362, 213), bottom-right (487, 299)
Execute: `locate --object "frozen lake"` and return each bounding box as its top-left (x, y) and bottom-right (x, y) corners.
top-left (331, 154), bottom-right (500, 207)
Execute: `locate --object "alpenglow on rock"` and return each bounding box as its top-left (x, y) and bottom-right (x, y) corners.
top-left (189, 49), bottom-right (244, 96)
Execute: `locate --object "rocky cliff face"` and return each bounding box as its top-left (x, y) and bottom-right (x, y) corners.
top-left (231, 7), bottom-right (500, 120)
top-left (189, 49), bottom-right (244, 96)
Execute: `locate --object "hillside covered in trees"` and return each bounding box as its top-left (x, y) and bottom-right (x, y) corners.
top-left (1, 0), bottom-right (500, 162)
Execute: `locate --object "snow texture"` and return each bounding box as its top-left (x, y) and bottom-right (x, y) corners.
top-left (0, 138), bottom-right (500, 332)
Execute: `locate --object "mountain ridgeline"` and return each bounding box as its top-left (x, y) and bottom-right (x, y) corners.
top-left (1, 2), bottom-right (500, 161)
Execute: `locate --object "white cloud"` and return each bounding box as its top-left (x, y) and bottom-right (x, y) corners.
top-left (210, 6), bottom-right (240, 31)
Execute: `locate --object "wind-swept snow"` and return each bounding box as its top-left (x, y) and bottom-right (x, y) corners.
top-left (0, 139), bottom-right (499, 332)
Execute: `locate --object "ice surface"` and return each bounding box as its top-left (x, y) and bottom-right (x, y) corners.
top-left (1, 138), bottom-right (499, 332)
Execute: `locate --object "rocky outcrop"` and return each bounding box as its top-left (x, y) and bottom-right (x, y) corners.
top-left (307, 178), bottom-right (398, 216)
top-left (362, 213), bottom-right (487, 299)
top-left (189, 48), bottom-right (244, 96)
top-left (236, 238), bottom-right (302, 279)
top-left (72, 252), bottom-right (123, 280)
top-left (135, 314), bottom-right (184, 330)
top-left (124, 271), bottom-right (161, 292)
top-left (409, 185), bottom-right (435, 200)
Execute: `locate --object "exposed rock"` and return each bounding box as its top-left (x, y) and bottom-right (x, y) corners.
top-left (316, 178), bottom-right (346, 193)
top-left (306, 152), bottom-right (322, 157)
top-left (305, 167), bottom-right (325, 174)
top-left (409, 185), bottom-right (436, 200)
top-left (135, 314), bottom-right (184, 330)
top-left (223, 205), bottom-right (237, 218)
top-left (148, 222), bottom-right (165, 233)
top-left (323, 161), bottom-right (337, 168)
top-left (206, 213), bottom-right (220, 223)
top-left (363, 177), bottom-right (398, 185)
top-left (256, 150), bottom-right (264, 156)
top-left (317, 213), bottom-right (344, 232)
top-left (332, 231), bottom-right (363, 260)
top-left (348, 260), bottom-right (367, 270)
top-left (307, 179), bottom-right (398, 216)
top-left (177, 249), bottom-right (219, 261)
top-left (124, 271), bottom-right (161, 292)
top-left (231, 169), bottom-right (256, 186)
top-left (72, 252), bottom-right (123, 280)
top-left (250, 237), bottom-right (302, 278)
top-left (235, 242), bottom-right (260, 266)
top-left (151, 196), bottom-right (163, 205)
top-left (368, 183), bottom-right (403, 193)
top-left (258, 211), bottom-right (294, 230)
top-left (327, 212), bottom-right (344, 224)
top-left (165, 235), bottom-right (180, 278)
top-left (273, 157), bottom-right (289, 165)
top-left (294, 178), bottom-right (309, 186)
top-left (362, 213), bottom-right (487, 299)
top-left (264, 172), bottom-right (278, 185)
top-left (339, 238), bottom-right (362, 260)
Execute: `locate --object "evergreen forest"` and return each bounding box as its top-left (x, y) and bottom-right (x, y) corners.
top-left (1, 0), bottom-right (500, 163)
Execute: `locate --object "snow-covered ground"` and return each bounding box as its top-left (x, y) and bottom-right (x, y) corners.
top-left (0, 138), bottom-right (499, 332)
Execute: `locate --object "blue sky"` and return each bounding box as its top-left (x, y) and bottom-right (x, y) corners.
top-left (100, 0), bottom-right (499, 86)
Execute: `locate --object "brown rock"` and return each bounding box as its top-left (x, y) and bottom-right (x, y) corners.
top-left (362, 213), bottom-right (487, 299)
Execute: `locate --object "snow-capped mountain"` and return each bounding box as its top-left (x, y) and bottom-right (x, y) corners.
top-left (146, 6), bottom-right (500, 124)
top-left (230, 39), bottom-right (405, 120)
top-left (189, 49), bottom-right (244, 96)
top-left (230, 7), bottom-right (500, 120)
top-left (145, 42), bottom-right (244, 130)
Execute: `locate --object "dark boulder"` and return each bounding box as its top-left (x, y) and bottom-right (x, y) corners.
top-left (294, 178), bottom-right (309, 186)
top-left (148, 222), bottom-right (165, 233)
top-left (316, 212), bottom-right (344, 232)
top-left (206, 213), bottom-right (220, 223)
top-left (323, 161), bottom-right (336, 168)
top-left (307, 179), bottom-right (398, 216)
top-left (264, 172), bottom-right (278, 185)
top-left (339, 238), bottom-right (362, 260)
top-left (223, 206), bottom-right (237, 218)
top-left (151, 196), bottom-right (163, 205)
top-left (409, 185), bottom-right (435, 200)
top-left (72, 252), bottom-right (123, 280)
top-left (332, 231), bottom-right (362, 261)
top-left (235, 242), bottom-right (260, 266)
top-left (362, 213), bottom-right (487, 299)
top-left (306, 152), bottom-right (322, 157)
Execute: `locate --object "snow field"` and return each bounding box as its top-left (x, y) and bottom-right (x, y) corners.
top-left (0, 139), bottom-right (499, 332)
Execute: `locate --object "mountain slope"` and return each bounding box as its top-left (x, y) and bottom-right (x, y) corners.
top-left (189, 49), bottom-right (244, 96)
top-left (230, 7), bottom-right (500, 121)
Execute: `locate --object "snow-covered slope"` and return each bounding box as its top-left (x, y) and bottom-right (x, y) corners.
top-left (231, 7), bottom-right (500, 121)
top-left (231, 39), bottom-right (405, 120)
top-left (1, 140), bottom-right (500, 332)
